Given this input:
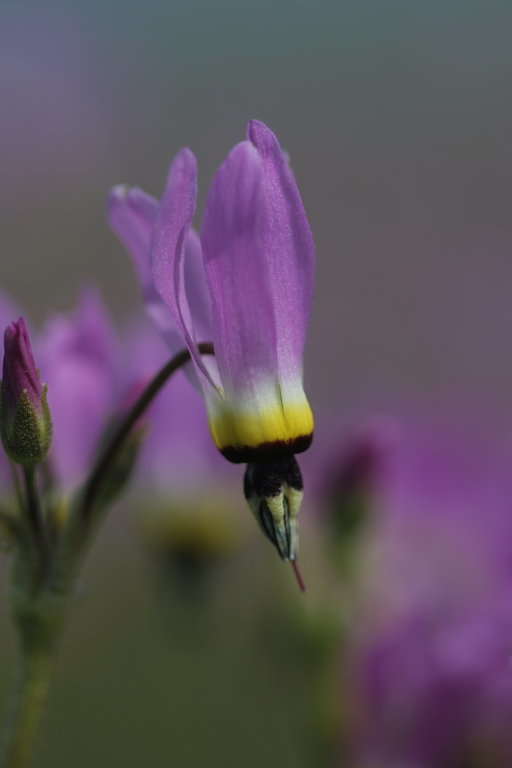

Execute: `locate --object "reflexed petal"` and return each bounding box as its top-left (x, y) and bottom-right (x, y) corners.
top-left (106, 184), bottom-right (183, 350)
top-left (151, 148), bottom-right (217, 390)
top-left (201, 140), bottom-right (277, 397)
top-left (247, 120), bottom-right (315, 379)
top-left (183, 228), bottom-right (212, 344)
top-left (173, 225), bottom-right (219, 391)
top-left (152, 148), bottom-right (198, 312)
top-left (200, 137), bottom-right (314, 458)
top-left (106, 185), bottom-right (157, 288)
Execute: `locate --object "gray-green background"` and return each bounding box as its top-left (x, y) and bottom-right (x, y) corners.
top-left (1, 1), bottom-right (511, 765)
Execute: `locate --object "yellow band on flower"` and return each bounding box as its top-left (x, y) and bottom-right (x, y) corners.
top-left (207, 393), bottom-right (314, 463)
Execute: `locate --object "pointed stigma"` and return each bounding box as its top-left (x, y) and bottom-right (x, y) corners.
top-left (291, 560), bottom-right (306, 593)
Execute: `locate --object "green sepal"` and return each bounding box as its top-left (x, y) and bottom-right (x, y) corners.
top-left (0, 383), bottom-right (52, 466)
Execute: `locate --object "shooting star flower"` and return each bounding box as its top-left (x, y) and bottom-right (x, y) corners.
top-left (107, 120), bottom-right (315, 564)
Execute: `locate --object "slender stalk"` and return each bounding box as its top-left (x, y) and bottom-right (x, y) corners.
top-left (80, 342), bottom-right (214, 520)
top-left (20, 468), bottom-right (50, 579)
top-left (21, 468), bottom-right (44, 549)
top-left (8, 463), bottom-right (24, 517)
top-left (0, 645), bottom-right (55, 768)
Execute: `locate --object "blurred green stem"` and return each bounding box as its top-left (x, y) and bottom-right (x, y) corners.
top-left (9, 463), bottom-right (23, 518)
top-left (21, 468), bottom-right (44, 555)
top-left (0, 635), bottom-right (56, 768)
top-left (1, 343), bottom-right (216, 768)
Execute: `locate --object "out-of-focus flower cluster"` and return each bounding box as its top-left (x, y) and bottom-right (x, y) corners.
top-left (0, 289), bottom-right (241, 562)
top-left (3, 281), bottom-right (512, 767)
top-left (3, 284), bottom-right (512, 768)
top-left (316, 418), bottom-right (512, 768)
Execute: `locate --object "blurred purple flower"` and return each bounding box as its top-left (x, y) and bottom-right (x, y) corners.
top-left (37, 289), bottom-right (118, 490)
top-left (341, 420), bottom-right (512, 768)
top-left (0, 286), bottom-right (238, 520)
top-left (305, 417), bottom-right (397, 567)
top-left (316, 418), bottom-right (396, 505)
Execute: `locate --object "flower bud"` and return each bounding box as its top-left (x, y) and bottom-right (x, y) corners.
top-left (0, 318), bottom-right (52, 465)
top-left (321, 419), bottom-right (396, 560)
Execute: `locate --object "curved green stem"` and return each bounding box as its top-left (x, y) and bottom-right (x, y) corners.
top-left (80, 342), bottom-right (214, 521)
top-left (0, 645), bottom-right (55, 768)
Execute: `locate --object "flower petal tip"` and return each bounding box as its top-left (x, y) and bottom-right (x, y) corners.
top-left (106, 185), bottom-right (130, 219)
top-left (246, 119), bottom-right (279, 152)
top-left (219, 140), bottom-right (260, 174)
top-left (169, 148), bottom-right (197, 182)
top-left (108, 183), bottom-right (129, 200)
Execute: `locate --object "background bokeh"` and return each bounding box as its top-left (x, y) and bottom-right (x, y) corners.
top-left (2, 0), bottom-right (512, 416)
top-left (1, 1), bottom-right (512, 766)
